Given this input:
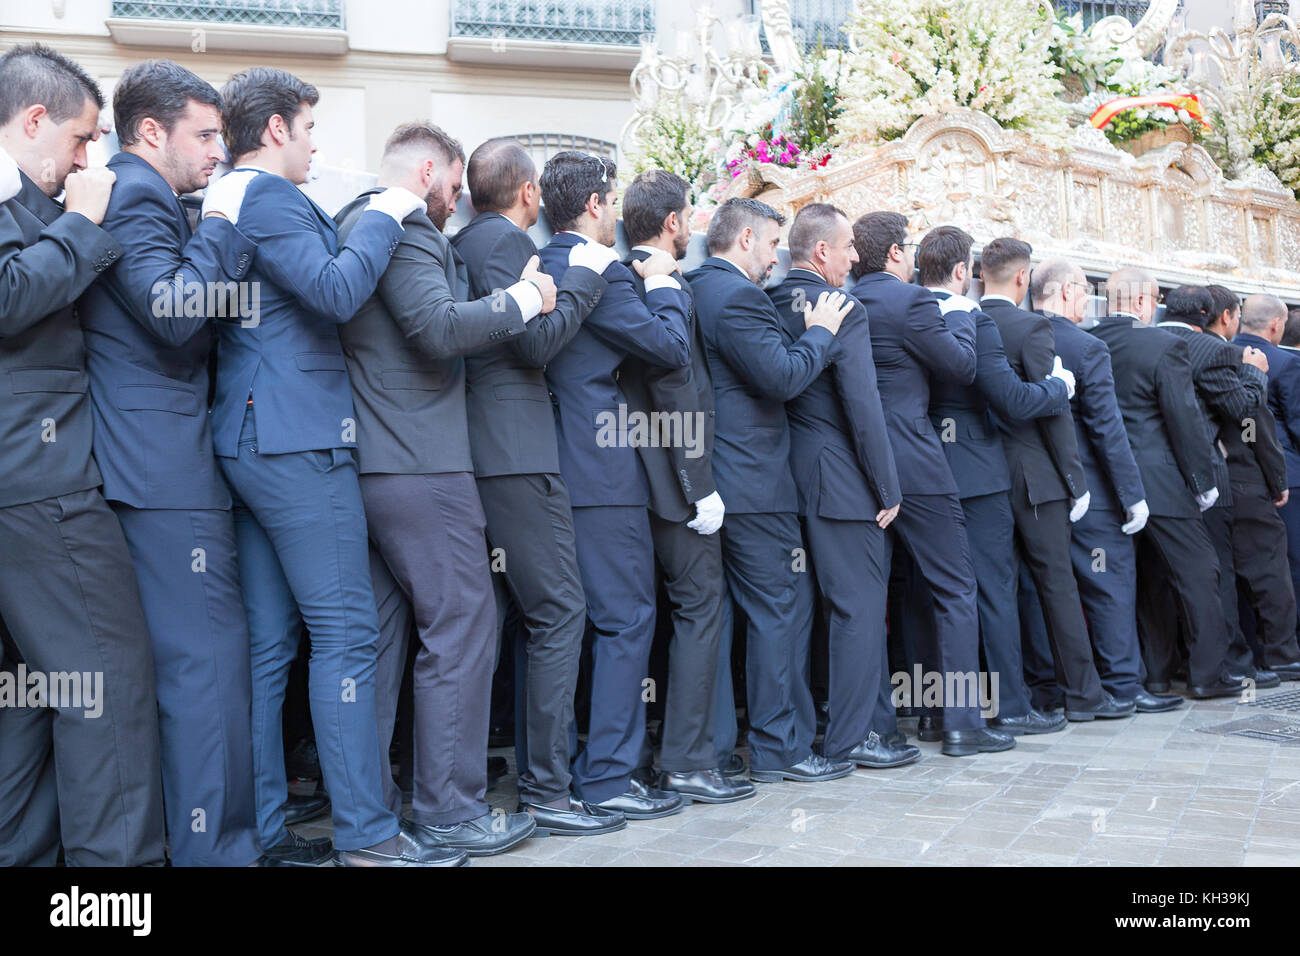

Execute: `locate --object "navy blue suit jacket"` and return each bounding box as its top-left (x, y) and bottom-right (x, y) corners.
top-left (767, 268), bottom-right (899, 519)
top-left (1043, 311), bottom-right (1146, 513)
top-left (538, 231), bottom-right (691, 508)
top-left (80, 151), bottom-right (256, 509)
top-left (1236, 332), bottom-right (1300, 490)
top-left (209, 169), bottom-right (404, 457)
top-left (927, 291), bottom-right (1068, 500)
top-left (851, 270), bottom-right (976, 497)
top-left (687, 256), bottom-right (836, 515)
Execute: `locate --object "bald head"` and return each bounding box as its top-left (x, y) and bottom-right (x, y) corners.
top-left (1031, 259), bottom-right (1088, 323)
top-left (1107, 267), bottom-right (1159, 324)
top-left (1241, 293), bottom-right (1289, 344)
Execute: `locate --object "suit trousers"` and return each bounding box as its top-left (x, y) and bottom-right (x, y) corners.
top-left (889, 493), bottom-right (984, 731)
top-left (477, 472), bottom-right (586, 805)
top-left (1010, 494), bottom-right (1105, 711)
top-left (1203, 505), bottom-right (1250, 677)
top-left (110, 504), bottom-right (261, 866)
top-left (362, 472), bottom-right (496, 826)
top-left (1069, 506), bottom-right (1145, 700)
top-left (712, 512), bottom-right (817, 770)
top-left (0, 488), bottom-right (165, 866)
top-left (569, 504), bottom-right (658, 802)
top-left (804, 511), bottom-right (890, 759)
top-left (647, 512), bottom-right (727, 772)
top-left (1230, 482), bottom-right (1300, 669)
top-left (1017, 563), bottom-right (1061, 711)
top-left (221, 407), bottom-right (397, 852)
top-left (1278, 492), bottom-right (1300, 635)
top-left (1136, 514), bottom-right (1231, 689)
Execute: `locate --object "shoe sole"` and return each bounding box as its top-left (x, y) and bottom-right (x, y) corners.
top-left (916, 732), bottom-right (942, 743)
top-left (991, 722), bottom-right (1068, 736)
top-left (852, 754), bottom-right (921, 769)
top-left (531, 818), bottom-right (628, 837)
top-left (663, 788), bottom-right (756, 804)
top-left (1134, 701), bottom-right (1184, 713)
top-left (941, 740), bottom-right (1016, 757)
top-left (441, 824), bottom-right (538, 858)
top-left (1064, 709), bottom-right (1136, 721)
top-left (750, 767), bottom-right (855, 783)
top-left (613, 803), bottom-right (686, 820)
top-left (333, 856), bottom-right (469, 867)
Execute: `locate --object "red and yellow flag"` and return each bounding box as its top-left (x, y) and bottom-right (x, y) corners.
top-left (1089, 93), bottom-right (1211, 131)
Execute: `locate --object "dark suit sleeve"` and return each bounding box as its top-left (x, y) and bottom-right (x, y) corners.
top-left (375, 218), bottom-right (525, 360)
top-left (1271, 359), bottom-right (1300, 456)
top-left (100, 184), bottom-right (257, 348)
top-left (1156, 339), bottom-right (1216, 495)
top-left (584, 265), bottom-right (691, 368)
top-left (0, 204), bottom-right (121, 339)
top-left (1195, 347), bottom-right (1266, 427)
top-left (1023, 318), bottom-right (1086, 498)
top-left (1252, 407), bottom-right (1289, 499)
top-left (831, 308), bottom-right (901, 509)
top-left (242, 174), bottom-right (402, 323)
top-left (712, 283), bottom-right (835, 401)
top-left (974, 314), bottom-right (1068, 422)
top-left (902, 292), bottom-right (976, 385)
top-left (1079, 340), bottom-right (1146, 509)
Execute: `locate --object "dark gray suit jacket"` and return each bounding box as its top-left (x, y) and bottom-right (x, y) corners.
top-left (0, 172), bottom-right (122, 507)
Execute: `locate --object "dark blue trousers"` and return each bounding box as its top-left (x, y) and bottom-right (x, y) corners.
top-left (111, 504), bottom-right (261, 866)
top-left (220, 407), bottom-right (397, 852)
top-left (569, 504), bottom-right (657, 803)
top-left (712, 512), bottom-right (817, 771)
top-left (1069, 506), bottom-right (1145, 699)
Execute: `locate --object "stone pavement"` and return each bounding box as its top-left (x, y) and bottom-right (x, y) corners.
top-left (298, 693), bottom-right (1300, 866)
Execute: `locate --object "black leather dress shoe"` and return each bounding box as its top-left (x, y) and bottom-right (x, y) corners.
top-left (282, 788), bottom-right (330, 826)
top-left (594, 777), bottom-right (684, 819)
top-left (487, 756), bottom-right (509, 787)
top-left (883, 729), bottom-right (909, 748)
top-left (750, 752), bottom-right (855, 782)
top-left (520, 798), bottom-right (626, 836)
top-left (1065, 692), bottom-right (1137, 721)
top-left (259, 829), bottom-right (334, 866)
top-left (991, 709), bottom-right (1067, 735)
top-left (336, 831), bottom-right (468, 867)
top-left (846, 731), bottom-right (921, 768)
top-left (1268, 662), bottom-right (1300, 682)
top-left (917, 713), bottom-right (941, 742)
top-left (941, 727), bottom-right (1015, 757)
top-left (659, 769), bottom-right (756, 804)
top-left (1127, 688), bottom-right (1184, 713)
top-left (720, 754), bottom-right (747, 777)
top-left (1145, 681), bottom-right (1171, 695)
top-left (405, 811), bottom-right (535, 857)
top-left (1187, 678), bottom-right (1248, 699)
top-left (1227, 668), bottom-right (1280, 688)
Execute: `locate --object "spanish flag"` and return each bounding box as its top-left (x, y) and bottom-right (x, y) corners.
top-left (1089, 93), bottom-right (1211, 131)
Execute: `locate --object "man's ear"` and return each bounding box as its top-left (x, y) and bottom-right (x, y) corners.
top-left (266, 113), bottom-right (289, 147)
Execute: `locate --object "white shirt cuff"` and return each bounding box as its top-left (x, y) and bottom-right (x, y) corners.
top-left (505, 280), bottom-right (543, 322)
top-left (644, 274), bottom-right (681, 293)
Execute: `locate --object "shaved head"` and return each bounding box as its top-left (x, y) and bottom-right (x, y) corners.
top-left (1240, 293), bottom-right (1289, 335)
top-left (1107, 267), bottom-right (1159, 323)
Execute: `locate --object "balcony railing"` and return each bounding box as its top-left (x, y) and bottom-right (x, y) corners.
top-left (753, 0), bottom-right (853, 54)
top-left (450, 0), bottom-right (654, 47)
top-left (1053, 1), bottom-right (1151, 29)
top-left (109, 0), bottom-right (345, 29)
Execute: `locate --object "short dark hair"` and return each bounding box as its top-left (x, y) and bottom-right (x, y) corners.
top-left (1164, 284), bottom-right (1213, 328)
top-left (1284, 307), bottom-right (1300, 347)
top-left (980, 237), bottom-right (1033, 284)
top-left (917, 225), bottom-right (974, 288)
top-left (382, 121), bottom-right (463, 166)
top-left (706, 197), bottom-right (785, 255)
top-left (850, 211), bottom-right (908, 277)
top-left (219, 66), bottom-right (318, 160)
top-left (0, 43), bottom-right (103, 126)
top-left (1206, 284), bottom-right (1240, 322)
top-left (787, 202), bottom-right (848, 264)
top-left (113, 60), bottom-right (221, 148)
top-left (622, 169), bottom-right (690, 246)
top-left (538, 150), bottom-right (616, 232)
top-left (466, 137), bottom-right (535, 214)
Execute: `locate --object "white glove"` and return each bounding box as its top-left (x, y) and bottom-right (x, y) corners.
top-left (1121, 499), bottom-right (1149, 535)
top-left (1196, 487), bottom-right (1219, 512)
top-left (1048, 356), bottom-right (1075, 400)
top-left (686, 491), bottom-right (725, 535)
top-left (569, 239), bottom-right (620, 273)
top-left (201, 168), bottom-right (258, 225)
top-left (1069, 490), bottom-right (1090, 523)
top-left (366, 186), bottom-right (425, 225)
top-left (0, 145), bottom-right (20, 204)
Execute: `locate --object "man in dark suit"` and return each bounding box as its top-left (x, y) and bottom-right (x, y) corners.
top-left (76, 60), bottom-right (265, 867)
top-left (851, 212), bottom-right (1015, 755)
top-left (451, 139), bottom-right (624, 836)
top-left (205, 68), bottom-right (461, 866)
top-left (336, 123), bottom-right (592, 856)
top-left (689, 198), bottom-right (858, 781)
top-left (620, 171), bottom-right (756, 803)
top-left (912, 230), bottom-right (1073, 736)
top-left (1234, 292), bottom-right (1300, 673)
top-left (1090, 268), bottom-right (1240, 699)
top-left (1026, 259), bottom-right (1181, 714)
top-left (0, 43), bottom-right (166, 867)
top-left (767, 204), bottom-right (916, 768)
top-left (980, 241), bottom-right (1131, 721)
top-left (537, 151), bottom-right (695, 817)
